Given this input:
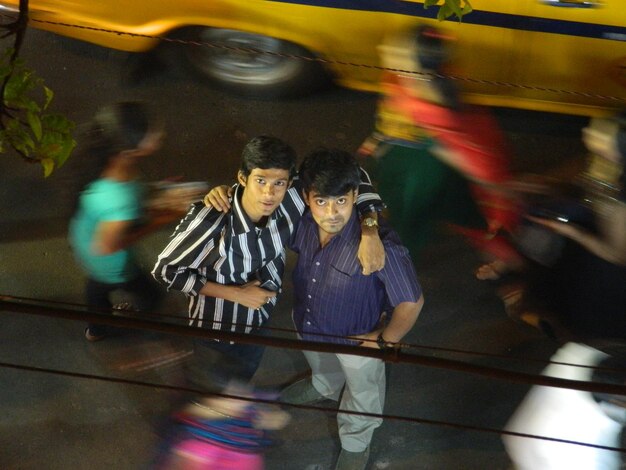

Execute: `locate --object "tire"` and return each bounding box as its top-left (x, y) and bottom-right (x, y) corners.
top-left (179, 27), bottom-right (331, 99)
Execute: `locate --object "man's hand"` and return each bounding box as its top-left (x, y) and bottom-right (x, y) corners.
top-left (358, 227), bottom-right (385, 275)
top-left (352, 329), bottom-right (383, 349)
top-left (204, 185), bottom-right (233, 212)
top-left (233, 281), bottom-right (277, 310)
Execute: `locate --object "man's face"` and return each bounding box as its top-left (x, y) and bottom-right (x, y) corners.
top-left (238, 168), bottom-right (291, 222)
top-left (305, 189), bottom-right (357, 237)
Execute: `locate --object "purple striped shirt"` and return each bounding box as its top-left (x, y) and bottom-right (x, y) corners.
top-left (290, 211), bottom-right (422, 344)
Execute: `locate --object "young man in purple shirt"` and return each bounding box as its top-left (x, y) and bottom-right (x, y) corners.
top-left (282, 148), bottom-right (424, 470)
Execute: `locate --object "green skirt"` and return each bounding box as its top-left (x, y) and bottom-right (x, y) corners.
top-left (361, 143), bottom-right (484, 263)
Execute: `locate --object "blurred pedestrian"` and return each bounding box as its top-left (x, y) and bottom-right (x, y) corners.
top-left (503, 341), bottom-right (625, 470)
top-left (528, 112), bottom-right (626, 266)
top-left (153, 381), bottom-right (290, 470)
top-left (280, 149), bottom-right (424, 470)
top-left (69, 101), bottom-right (178, 341)
top-left (499, 111), bottom-right (626, 341)
top-left (358, 25), bottom-right (521, 271)
top-left (499, 113), bottom-right (626, 460)
top-left (153, 136), bottom-right (385, 391)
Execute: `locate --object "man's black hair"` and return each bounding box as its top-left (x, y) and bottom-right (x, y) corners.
top-left (299, 148), bottom-right (360, 197)
top-left (240, 135), bottom-right (297, 179)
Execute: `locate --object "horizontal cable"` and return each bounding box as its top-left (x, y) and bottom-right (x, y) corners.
top-left (7, 295), bottom-right (626, 376)
top-left (1, 359), bottom-right (624, 454)
top-left (2, 295), bottom-right (625, 396)
top-left (2, 15), bottom-right (619, 103)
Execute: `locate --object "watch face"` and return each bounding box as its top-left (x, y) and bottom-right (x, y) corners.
top-left (363, 217), bottom-right (377, 227)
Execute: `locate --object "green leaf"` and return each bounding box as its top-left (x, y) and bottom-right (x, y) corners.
top-left (5, 73), bottom-right (40, 111)
top-left (1, 46), bottom-right (75, 175)
top-left (41, 158), bottom-right (55, 178)
top-left (27, 111), bottom-right (43, 141)
top-left (9, 136), bottom-right (30, 157)
top-left (0, 64), bottom-right (11, 80)
top-left (5, 118), bottom-right (19, 132)
top-left (42, 114), bottom-right (75, 133)
top-left (38, 123), bottom-right (75, 162)
top-left (43, 86), bottom-right (54, 110)
top-left (53, 136), bottom-right (76, 169)
top-left (423, 0), bottom-right (473, 21)
top-left (448, 0), bottom-right (464, 19)
top-left (437, 4), bottom-right (452, 20)
top-left (5, 125), bottom-right (35, 155)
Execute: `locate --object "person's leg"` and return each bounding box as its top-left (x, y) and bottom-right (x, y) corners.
top-left (280, 347), bottom-right (344, 404)
top-left (85, 278), bottom-right (115, 339)
top-left (218, 340), bottom-right (266, 383)
top-left (189, 338), bottom-right (266, 391)
top-left (121, 270), bottom-right (163, 313)
top-left (335, 354), bottom-right (386, 452)
top-left (302, 349), bottom-right (345, 401)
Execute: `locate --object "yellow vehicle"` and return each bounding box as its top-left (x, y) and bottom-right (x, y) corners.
top-left (1, 0), bottom-right (624, 115)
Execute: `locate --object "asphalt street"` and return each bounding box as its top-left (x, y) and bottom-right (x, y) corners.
top-left (0, 28), bottom-right (600, 470)
top-left (0, 217), bottom-right (563, 470)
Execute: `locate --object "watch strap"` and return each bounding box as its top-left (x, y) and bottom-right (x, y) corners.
top-left (376, 331), bottom-right (391, 350)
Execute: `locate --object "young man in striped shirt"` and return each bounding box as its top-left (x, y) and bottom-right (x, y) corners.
top-left (282, 148), bottom-right (424, 470)
top-left (152, 136), bottom-right (384, 389)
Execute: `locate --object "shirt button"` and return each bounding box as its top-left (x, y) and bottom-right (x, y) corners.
top-left (306, 321), bottom-right (311, 325)
top-left (306, 308), bottom-right (310, 312)
top-left (312, 279), bottom-right (316, 283)
top-left (307, 295), bottom-right (311, 299)
top-left (315, 262), bottom-right (320, 266)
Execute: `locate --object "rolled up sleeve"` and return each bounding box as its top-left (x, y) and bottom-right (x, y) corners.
top-left (356, 166), bottom-right (385, 215)
top-left (376, 229), bottom-right (422, 306)
top-left (152, 203), bottom-right (225, 296)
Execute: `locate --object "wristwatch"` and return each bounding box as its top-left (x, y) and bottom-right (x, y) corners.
top-left (376, 332), bottom-right (393, 350)
top-left (361, 217), bottom-right (379, 228)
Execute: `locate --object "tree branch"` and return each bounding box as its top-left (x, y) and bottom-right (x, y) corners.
top-left (0, 0), bottom-right (29, 120)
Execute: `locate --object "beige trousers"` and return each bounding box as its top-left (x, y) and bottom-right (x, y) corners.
top-left (303, 349), bottom-right (386, 452)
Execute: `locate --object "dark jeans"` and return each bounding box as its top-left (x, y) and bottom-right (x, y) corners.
top-left (186, 331), bottom-right (267, 392)
top-left (85, 271), bottom-right (162, 337)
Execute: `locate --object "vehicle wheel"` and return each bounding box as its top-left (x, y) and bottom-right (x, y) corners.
top-left (179, 28), bottom-right (331, 98)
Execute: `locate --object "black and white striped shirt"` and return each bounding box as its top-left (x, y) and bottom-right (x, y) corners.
top-left (153, 176), bottom-right (382, 334)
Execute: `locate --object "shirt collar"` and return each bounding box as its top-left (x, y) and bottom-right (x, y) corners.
top-left (317, 209), bottom-right (362, 275)
top-left (231, 184), bottom-right (282, 235)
